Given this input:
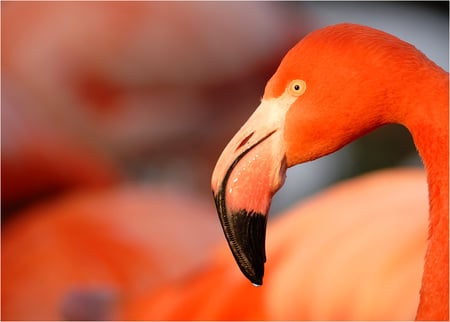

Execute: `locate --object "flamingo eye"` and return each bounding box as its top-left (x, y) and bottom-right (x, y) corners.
top-left (288, 80), bottom-right (306, 96)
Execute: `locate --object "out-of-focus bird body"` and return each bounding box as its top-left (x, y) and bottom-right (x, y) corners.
top-left (124, 168), bottom-right (428, 320)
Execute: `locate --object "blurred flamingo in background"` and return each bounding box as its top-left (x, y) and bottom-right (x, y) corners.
top-left (211, 23), bottom-right (448, 320)
top-left (1, 184), bottom-right (221, 320)
top-left (124, 168), bottom-right (428, 320)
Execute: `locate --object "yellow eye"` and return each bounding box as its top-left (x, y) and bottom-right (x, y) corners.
top-left (288, 79), bottom-right (306, 96)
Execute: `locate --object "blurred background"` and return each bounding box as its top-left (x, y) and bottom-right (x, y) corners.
top-left (1, 1), bottom-right (448, 320)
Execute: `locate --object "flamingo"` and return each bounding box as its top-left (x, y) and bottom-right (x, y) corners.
top-left (211, 23), bottom-right (449, 320)
top-left (123, 168), bottom-right (428, 320)
top-left (1, 184), bottom-right (220, 320)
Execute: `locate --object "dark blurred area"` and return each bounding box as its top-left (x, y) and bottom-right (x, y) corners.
top-left (1, 1), bottom-right (448, 320)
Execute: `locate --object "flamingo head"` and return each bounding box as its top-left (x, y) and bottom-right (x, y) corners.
top-left (211, 23), bottom-right (411, 285)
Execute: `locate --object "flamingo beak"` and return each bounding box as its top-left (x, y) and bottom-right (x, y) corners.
top-left (211, 99), bottom-right (288, 286)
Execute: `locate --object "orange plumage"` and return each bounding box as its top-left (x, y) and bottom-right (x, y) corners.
top-left (211, 23), bottom-right (448, 320)
top-left (125, 168), bottom-right (428, 320)
top-left (1, 185), bottom-right (220, 320)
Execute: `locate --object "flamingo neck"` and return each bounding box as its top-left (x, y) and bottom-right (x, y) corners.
top-left (399, 64), bottom-right (448, 320)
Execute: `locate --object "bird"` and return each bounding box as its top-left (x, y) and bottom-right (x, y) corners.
top-left (1, 184), bottom-right (220, 320)
top-left (123, 168), bottom-right (428, 320)
top-left (211, 23), bottom-right (448, 320)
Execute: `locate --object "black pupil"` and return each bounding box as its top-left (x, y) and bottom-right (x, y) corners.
top-left (294, 84), bottom-right (300, 91)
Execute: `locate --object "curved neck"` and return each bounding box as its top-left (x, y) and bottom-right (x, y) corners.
top-left (398, 63), bottom-right (448, 320)
top-left (400, 64), bottom-right (448, 230)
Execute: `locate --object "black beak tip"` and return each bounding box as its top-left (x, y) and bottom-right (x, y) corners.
top-left (215, 204), bottom-right (268, 287)
top-left (249, 273), bottom-right (264, 287)
top-left (238, 252), bottom-right (264, 287)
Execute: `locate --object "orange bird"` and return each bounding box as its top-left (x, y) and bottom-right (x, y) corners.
top-left (123, 168), bottom-right (428, 320)
top-left (211, 23), bottom-right (449, 320)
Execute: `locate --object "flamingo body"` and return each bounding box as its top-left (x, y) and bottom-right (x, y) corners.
top-left (125, 168), bottom-right (428, 320)
top-left (1, 185), bottom-right (219, 320)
